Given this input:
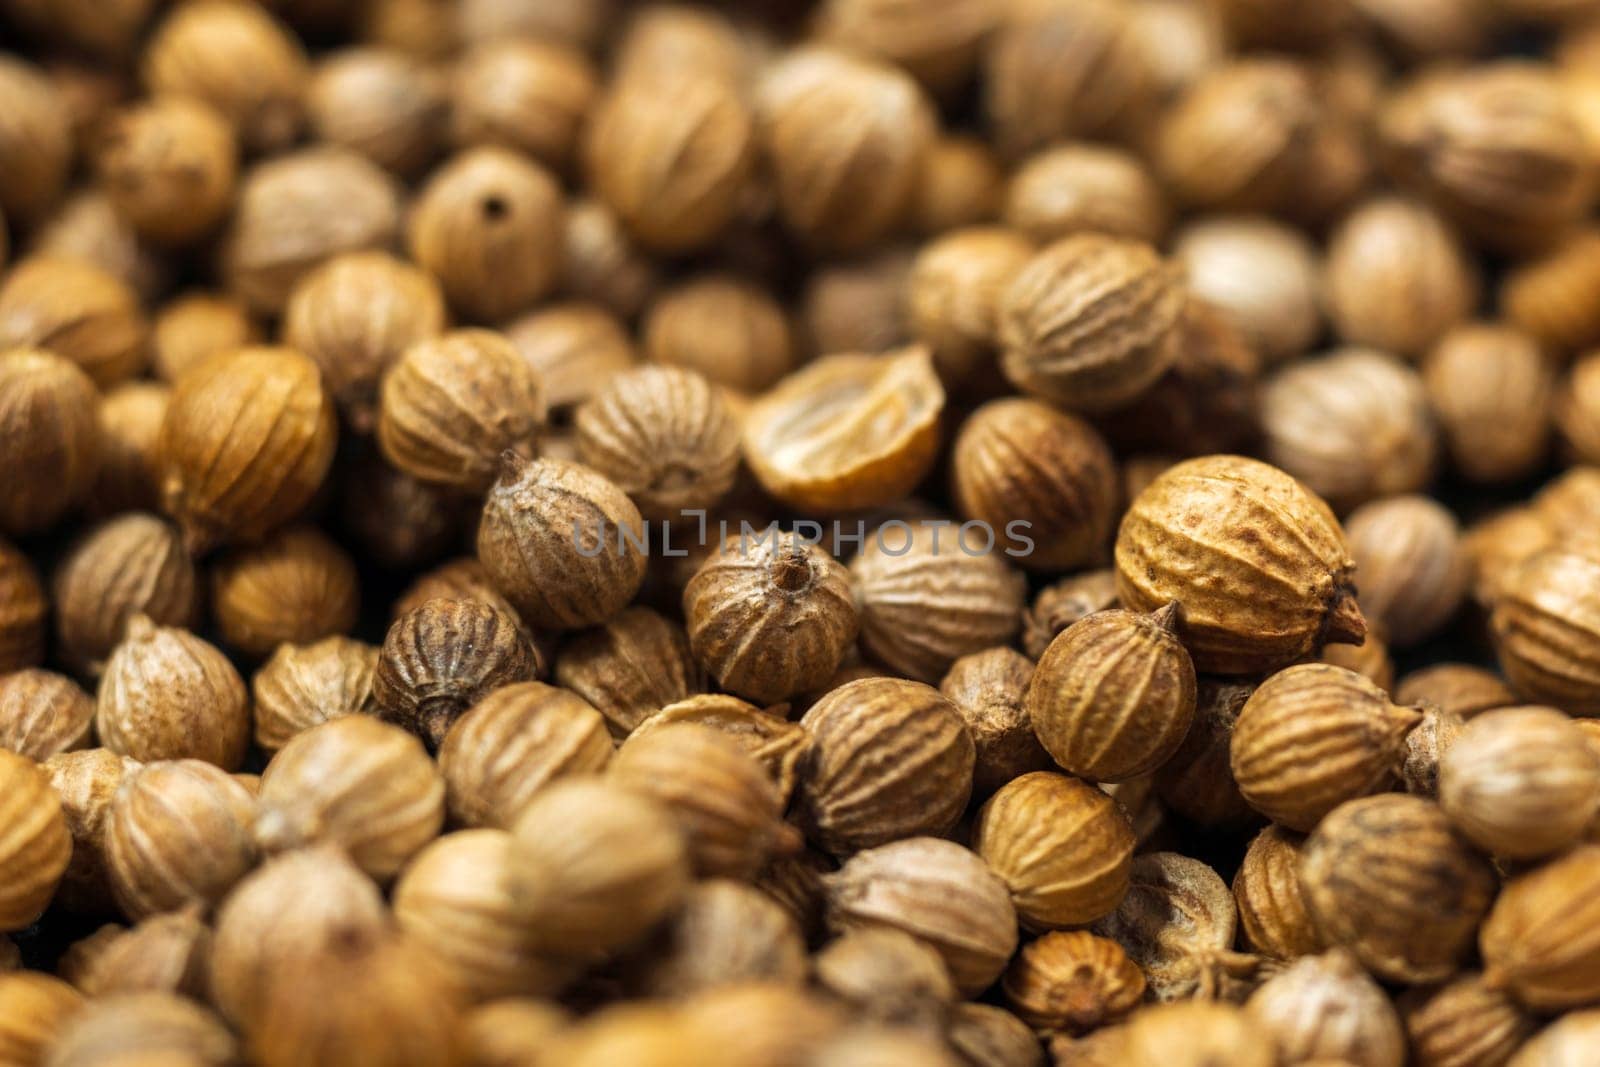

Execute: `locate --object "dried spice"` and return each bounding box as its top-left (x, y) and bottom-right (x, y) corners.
top-left (0, 348), bottom-right (101, 536)
top-left (251, 636), bottom-right (378, 753)
top-left (0, 749), bottom-right (71, 930)
top-left (96, 617), bottom-right (250, 769)
top-left (938, 648), bottom-right (1051, 797)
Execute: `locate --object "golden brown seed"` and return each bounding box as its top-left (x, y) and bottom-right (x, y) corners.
top-left (1481, 844), bottom-right (1600, 1010)
top-left (683, 532), bottom-right (858, 704)
top-left (1260, 349), bottom-right (1437, 513)
top-left (506, 303), bottom-right (638, 415)
top-left (1004, 143), bottom-right (1168, 245)
top-left (1504, 229), bottom-right (1600, 354)
top-left (1245, 949), bottom-right (1405, 1067)
top-left (1465, 507), bottom-right (1556, 607)
top-left (374, 596), bottom-right (537, 751)
top-left (575, 366), bottom-right (741, 519)
top-left (142, 0), bottom-right (307, 153)
top-left (802, 250), bottom-right (916, 358)
top-left (825, 836), bottom-right (1018, 996)
top-left (159, 346), bottom-right (338, 554)
top-left (105, 759), bottom-right (259, 919)
top-left (0, 348), bottom-right (101, 536)
top-left (975, 772), bottom-right (1136, 930)
top-left (1440, 705), bottom-right (1600, 857)
top-left (44, 749), bottom-right (140, 915)
top-left (1116, 455), bottom-right (1365, 674)
top-left (95, 96), bottom-right (237, 245)
top-left (1346, 496), bottom-right (1469, 647)
top-left (939, 648), bottom-right (1050, 797)
top-left (999, 234), bottom-right (1184, 412)
top-left (1400, 971), bottom-right (1536, 1067)
top-left (255, 715), bottom-right (445, 881)
top-left (459, 0), bottom-right (606, 49)
top-left (0, 972), bottom-right (83, 1063)
top-left (909, 136), bottom-right (1003, 236)
top-left (554, 606), bottom-right (700, 738)
top-left (1323, 197), bottom-right (1479, 359)
top-left (1231, 664), bottom-right (1422, 831)
top-left (96, 617), bottom-right (249, 769)
top-left (1425, 324), bottom-right (1555, 485)
top-left (798, 677), bottom-right (975, 855)
top-left (223, 148), bottom-right (402, 315)
top-left (451, 39), bottom-right (595, 171)
top-left (985, 0), bottom-right (1153, 158)
top-left (212, 525), bottom-right (358, 660)
top-left (1027, 606), bottom-right (1196, 783)
top-left (244, 935), bottom-right (464, 1067)
top-left (75, 908), bottom-right (212, 999)
top-left (0, 539), bottom-right (45, 673)
top-left (1157, 58), bottom-right (1358, 220)
top-left (394, 829), bottom-right (570, 1003)
top-left (284, 252), bottom-right (447, 434)
top-left (952, 398), bottom-right (1117, 572)
top-left (1505, 1011), bottom-right (1600, 1067)
top-left (757, 48), bottom-right (935, 252)
top-left (90, 382), bottom-right (171, 518)
top-left (854, 520), bottom-right (1025, 681)
top-left (644, 275), bottom-right (795, 396)
top-left (1492, 546), bottom-right (1600, 714)
top-left (1174, 216), bottom-right (1322, 365)
top-left (633, 696), bottom-right (808, 805)
top-left (150, 292), bottom-right (259, 384)
top-left (1090, 852), bottom-right (1253, 1003)
top-left (0, 56), bottom-right (72, 222)
top-left (209, 846), bottom-right (389, 1029)
top-left (306, 47), bottom-right (447, 178)
top-left (461, 999), bottom-right (571, 1067)
top-left (437, 681), bottom-right (612, 829)
top-left (0, 670), bottom-right (92, 760)
top-left (47, 992), bottom-right (238, 1067)
top-left (744, 348), bottom-right (944, 512)
top-left (0, 749), bottom-right (71, 931)
top-left (583, 71), bottom-right (755, 255)
top-left (906, 227), bottom-right (1035, 387)
top-left (479, 455), bottom-right (648, 632)
top-left (251, 636), bottom-right (378, 753)
top-left (507, 777), bottom-right (690, 959)
top-left (559, 199), bottom-right (659, 322)
top-left (1396, 663), bottom-right (1517, 720)
top-left (1380, 63), bottom-right (1595, 251)
top-left (378, 330), bottom-right (545, 495)
top-left (1234, 825), bottom-right (1324, 961)
top-left (31, 192), bottom-right (169, 305)
top-left (407, 147), bottom-right (563, 323)
top-left (611, 723), bottom-right (794, 880)
top-left (1003, 930), bottom-right (1144, 1034)
top-left (1559, 352), bottom-right (1600, 466)
top-left (628, 879), bottom-right (807, 998)
top-left (818, 0), bottom-right (996, 91)
top-left (1302, 795), bottom-right (1496, 984)
top-left (1155, 679), bottom-right (1258, 828)
top-left (813, 927), bottom-right (955, 1029)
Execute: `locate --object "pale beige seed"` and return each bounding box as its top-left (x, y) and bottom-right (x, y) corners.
top-left (825, 836), bottom-right (1019, 996)
top-left (96, 617), bottom-right (250, 770)
top-left (1245, 949), bottom-right (1404, 1067)
top-left (0, 670), bottom-right (94, 760)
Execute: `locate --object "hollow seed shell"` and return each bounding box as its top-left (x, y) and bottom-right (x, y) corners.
top-left (1090, 852), bottom-right (1245, 1003)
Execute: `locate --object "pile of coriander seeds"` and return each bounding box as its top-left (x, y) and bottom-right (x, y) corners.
top-left (9, 0), bottom-right (1600, 1064)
